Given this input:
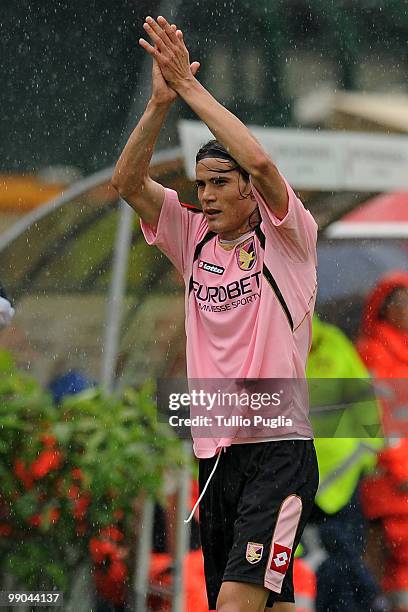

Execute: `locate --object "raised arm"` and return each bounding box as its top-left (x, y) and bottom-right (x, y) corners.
top-left (112, 50), bottom-right (199, 226)
top-left (139, 16), bottom-right (288, 219)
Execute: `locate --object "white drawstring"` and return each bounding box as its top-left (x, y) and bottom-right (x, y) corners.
top-left (184, 449), bottom-right (223, 524)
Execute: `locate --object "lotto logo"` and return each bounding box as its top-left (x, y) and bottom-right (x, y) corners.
top-left (198, 260), bottom-right (225, 275)
top-left (270, 543), bottom-right (291, 574)
top-left (274, 552), bottom-right (288, 567)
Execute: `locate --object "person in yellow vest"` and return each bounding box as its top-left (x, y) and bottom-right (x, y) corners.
top-left (306, 316), bottom-right (386, 612)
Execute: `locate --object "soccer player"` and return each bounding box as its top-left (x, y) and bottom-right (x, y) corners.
top-left (112, 16), bottom-right (319, 612)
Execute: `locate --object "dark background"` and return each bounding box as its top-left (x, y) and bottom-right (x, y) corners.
top-left (1, 0), bottom-right (407, 174)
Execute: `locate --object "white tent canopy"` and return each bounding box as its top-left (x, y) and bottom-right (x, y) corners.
top-left (295, 91), bottom-right (408, 134)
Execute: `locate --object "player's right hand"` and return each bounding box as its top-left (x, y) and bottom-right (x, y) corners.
top-left (151, 56), bottom-right (176, 105)
top-left (151, 56), bottom-right (200, 105)
top-left (148, 27), bottom-right (199, 106)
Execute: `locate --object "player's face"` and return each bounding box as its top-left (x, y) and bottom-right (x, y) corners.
top-left (195, 158), bottom-right (257, 240)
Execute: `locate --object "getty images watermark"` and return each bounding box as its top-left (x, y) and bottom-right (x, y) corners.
top-left (157, 379), bottom-right (309, 439)
top-left (156, 378), bottom-right (405, 439)
top-left (167, 388), bottom-right (291, 430)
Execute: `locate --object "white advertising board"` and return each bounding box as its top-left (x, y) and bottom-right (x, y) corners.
top-left (178, 120), bottom-right (408, 192)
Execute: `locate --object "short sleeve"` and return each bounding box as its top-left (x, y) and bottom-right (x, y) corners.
top-left (250, 175), bottom-right (318, 264)
top-left (140, 188), bottom-right (206, 277)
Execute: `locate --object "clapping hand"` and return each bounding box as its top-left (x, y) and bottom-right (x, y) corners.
top-left (140, 16), bottom-right (200, 97)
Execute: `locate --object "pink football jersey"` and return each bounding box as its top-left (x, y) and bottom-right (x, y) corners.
top-left (141, 176), bottom-right (318, 457)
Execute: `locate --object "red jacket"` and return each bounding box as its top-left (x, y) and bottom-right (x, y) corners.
top-left (357, 271), bottom-right (408, 592)
top-left (357, 271), bottom-right (408, 379)
top-left (357, 270), bottom-right (408, 479)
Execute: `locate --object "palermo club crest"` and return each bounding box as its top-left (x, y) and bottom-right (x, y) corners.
top-left (246, 542), bottom-right (264, 564)
top-left (236, 237), bottom-right (257, 271)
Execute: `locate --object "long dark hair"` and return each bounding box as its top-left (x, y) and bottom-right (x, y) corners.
top-left (195, 139), bottom-right (249, 182)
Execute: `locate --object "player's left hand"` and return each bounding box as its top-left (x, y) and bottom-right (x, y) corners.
top-left (139, 16), bottom-right (198, 91)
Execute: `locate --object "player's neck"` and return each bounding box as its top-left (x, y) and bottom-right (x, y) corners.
top-left (217, 208), bottom-right (260, 244)
top-left (218, 229), bottom-right (254, 250)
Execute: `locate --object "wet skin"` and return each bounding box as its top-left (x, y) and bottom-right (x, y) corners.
top-left (195, 157), bottom-right (259, 241)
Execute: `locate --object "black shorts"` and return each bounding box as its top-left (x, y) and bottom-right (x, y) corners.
top-left (198, 440), bottom-right (319, 610)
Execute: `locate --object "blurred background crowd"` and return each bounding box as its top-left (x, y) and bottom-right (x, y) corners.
top-left (1, 1), bottom-right (408, 611)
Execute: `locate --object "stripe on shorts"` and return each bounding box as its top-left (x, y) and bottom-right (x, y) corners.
top-left (264, 494), bottom-right (302, 593)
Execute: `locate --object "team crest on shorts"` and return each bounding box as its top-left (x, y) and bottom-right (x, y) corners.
top-left (246, 542), bottom-right (264, 564)
top-left (269, 542), bottom-right (292, 574)
top-left (236, 237), bottom-right (257, 271)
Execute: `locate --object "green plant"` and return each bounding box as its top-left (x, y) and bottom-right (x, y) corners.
top-left (0, 351), bottom-right (187, 602)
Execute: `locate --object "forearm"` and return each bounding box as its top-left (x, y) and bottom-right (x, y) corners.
top-left (139, 14), bottom-right (287, 217)
top-left (176, 78), bottom-right (269, 175)
top-left (112, 99), bottom-right (170, 198)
